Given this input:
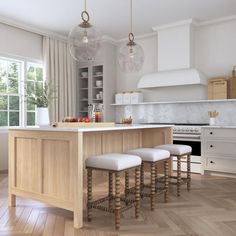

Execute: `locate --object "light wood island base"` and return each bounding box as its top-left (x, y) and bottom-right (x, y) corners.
top-left (8, 125), bottom-right (172, 228)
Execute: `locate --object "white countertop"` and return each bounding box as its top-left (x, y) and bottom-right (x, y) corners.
top-left (9, 124), bottom-right (173, 132)
top-left (202, 126), bottom-right (236, 129)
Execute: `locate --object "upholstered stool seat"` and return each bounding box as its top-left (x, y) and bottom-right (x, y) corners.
top-left (86, 153), bottom-right (141, 171)
top-left (154, 144), bottom-right (192, 197)
top-left (155, 144), bottom-right (192, 156)
top-left (127, 148), bottom-right (170, 211)
top-left (86, 153), bottom-right (142, 230)
top-left (127, 148), bottom-right (170, 162)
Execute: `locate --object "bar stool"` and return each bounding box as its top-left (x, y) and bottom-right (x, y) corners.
top-left (154, 144), bottom-right (192, 196)
top-left (85, 153), bottom-right (142, 230)
top-left (127, 148), bottom-right (170, 211)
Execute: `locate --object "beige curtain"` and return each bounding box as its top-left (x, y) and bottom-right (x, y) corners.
top-left (43, 36), bottom-right (76, 122)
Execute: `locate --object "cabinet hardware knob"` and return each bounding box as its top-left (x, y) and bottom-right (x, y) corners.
top-left (210, 132), bottom-right (213, 135)
top-left (210, 161), bottom-right (214, 164)
top-left (210, 145), bottom-right (213, 148)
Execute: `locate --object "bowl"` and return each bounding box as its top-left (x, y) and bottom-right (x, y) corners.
top-left (96, 80), bottom-right (103, 87)
top-left (81, 72), bottom-right (88, 77)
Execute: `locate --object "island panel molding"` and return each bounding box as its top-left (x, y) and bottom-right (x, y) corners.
top-left (8, 125), bottom-right (172, 228)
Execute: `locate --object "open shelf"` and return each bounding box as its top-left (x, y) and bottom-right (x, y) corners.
top-left (110, 99), bottom-right (236, 106)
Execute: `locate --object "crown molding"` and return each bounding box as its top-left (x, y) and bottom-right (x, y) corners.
top-left (101, 35), bottom-right (118, 45)
top-left (196, 15), bottom-right (236, 27)
top-left (152, 19), bottom-right (196, 31)
top-left (0, 15), bottom-right (68, 41)
top-left (117, 32), bottom-right (157, 43)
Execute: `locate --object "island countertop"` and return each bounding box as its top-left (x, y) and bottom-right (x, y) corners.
top-left (9, 123), bottom-right (174, 132)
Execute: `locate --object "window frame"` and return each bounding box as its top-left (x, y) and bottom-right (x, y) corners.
top-left (0, 54), bottom-right (44, 129)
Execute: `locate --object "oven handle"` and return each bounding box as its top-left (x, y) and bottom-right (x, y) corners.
top-left (173, 134), bottom-right (201, 141)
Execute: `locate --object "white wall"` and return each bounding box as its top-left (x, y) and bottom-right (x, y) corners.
top-left (195, 19), bottom-right (236, 78)
top-left (0, 23), bottom-right (43, 171)
top-left (116, 18), bottom-right (236, 102)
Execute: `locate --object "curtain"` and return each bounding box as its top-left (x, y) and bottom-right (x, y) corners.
top-left (43, 36), bottom-right (76, 122)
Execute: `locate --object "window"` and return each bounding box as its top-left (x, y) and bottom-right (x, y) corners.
top-left (0, 56), bottom-right (43, 127)
top-left (26, 63), bottom-right (44, 126)
top-left (0, 59), bottom-right (21, 127)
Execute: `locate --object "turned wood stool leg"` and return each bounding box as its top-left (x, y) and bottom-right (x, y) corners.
top-left (155, 164), bottom-right (158, 180)
top-left (108, 172), bottom-right (113, 209)
top-left (187, 154), bottom-right (191, 191)
top-left (87, 168), bottom-right (92, 222)
top-left (125, 171), bottom-right (129, 204)
top-left (150, 163), bottom-right (155, 211)
top-left (177, 156), bottom-right (181, 197)
top-left (140, 163), bottom-right (144, 195)
top-left (164, 160), bottom-right (169, 203)
top-left (135, 167), bottom-right (140, 218)
top-left (115, 172), bottom-right (121, 230)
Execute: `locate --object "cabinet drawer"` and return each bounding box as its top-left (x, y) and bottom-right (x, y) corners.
top-left (204, 128), bottom-right (236, 139)
top-left (205, 140), bottom-right (236, 155)
top-left (205, 157), bottom-right (236, 173)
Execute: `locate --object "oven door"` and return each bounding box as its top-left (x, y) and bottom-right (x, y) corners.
top-left (173, 139), bottom-right (201, 156)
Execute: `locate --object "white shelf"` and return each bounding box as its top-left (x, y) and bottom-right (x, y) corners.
top-left (110, 99), bottom-right (236, 106)
top-left (93, 75), bottom-right (103, 78)
top-left (93, 87), bottom-right (103, 89)
top-left (80, 88), bottom-right (88, 90)
top-left (93, 99), bottom-right (103, 101)
top-left (80, 99), bottom-right (88, 101)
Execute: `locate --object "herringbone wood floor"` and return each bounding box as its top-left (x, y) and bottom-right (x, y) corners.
top-left (1, 173), bottom-right (236, 236)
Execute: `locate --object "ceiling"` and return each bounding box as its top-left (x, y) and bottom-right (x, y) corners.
top-left (0, 0), bottom-right (236, 39)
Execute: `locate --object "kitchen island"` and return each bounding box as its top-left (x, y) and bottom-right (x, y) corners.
top-left (8, 124), bottom-right (173, 228)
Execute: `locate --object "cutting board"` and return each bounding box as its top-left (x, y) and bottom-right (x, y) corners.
top-left (53, 122), bottom-right (115, 128)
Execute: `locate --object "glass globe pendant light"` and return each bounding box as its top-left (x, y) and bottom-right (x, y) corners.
top-left (118, 0), bottom-right (144, 72)
top-left (68, 0), bottom-right (101, 62)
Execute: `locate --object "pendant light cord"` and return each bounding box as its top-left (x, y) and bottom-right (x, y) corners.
top-left (130, 0), bottom-right (133, 33)
top-left (85, 0), bottom-right (87, 11)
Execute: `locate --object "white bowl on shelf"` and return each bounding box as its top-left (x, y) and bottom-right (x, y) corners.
top-left (96, 80), bottom-right (103, 87)
top-left (81, 72), bottom-right (88, 77)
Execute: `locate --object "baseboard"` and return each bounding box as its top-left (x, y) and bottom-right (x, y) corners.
top-left (204, 170), bottom-right (236, 178)
top-left (0, 170), bottom-right (8, 174)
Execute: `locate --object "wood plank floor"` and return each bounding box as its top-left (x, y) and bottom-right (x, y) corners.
top-left (1, 173), bottom-right (236, 236)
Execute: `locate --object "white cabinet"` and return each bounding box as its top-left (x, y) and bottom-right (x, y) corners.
top-left (202, 127), bottom-right (236, 174)
top-left (76, 42), bottom-right (116, 121)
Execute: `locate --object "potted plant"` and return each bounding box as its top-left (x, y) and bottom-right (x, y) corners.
top-left (26, 81), bottom-right (56, 126)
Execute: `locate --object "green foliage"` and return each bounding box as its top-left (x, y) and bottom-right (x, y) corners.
top-left (25, 81), bottom-right (56, 108)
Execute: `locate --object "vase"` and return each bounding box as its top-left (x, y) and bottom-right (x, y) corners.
top-left (37, 107), bottom-right (50, 126)
top-left (209, 117), bottom-right (216, 126)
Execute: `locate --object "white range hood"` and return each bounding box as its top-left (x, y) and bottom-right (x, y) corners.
top-left (138, 68), bottom-right (207, 88)
top-left (138, 19), bottom-right (207, 89)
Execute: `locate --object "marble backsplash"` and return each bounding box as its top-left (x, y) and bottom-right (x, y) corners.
top-left (115, 100), bottom-right (236, 125)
